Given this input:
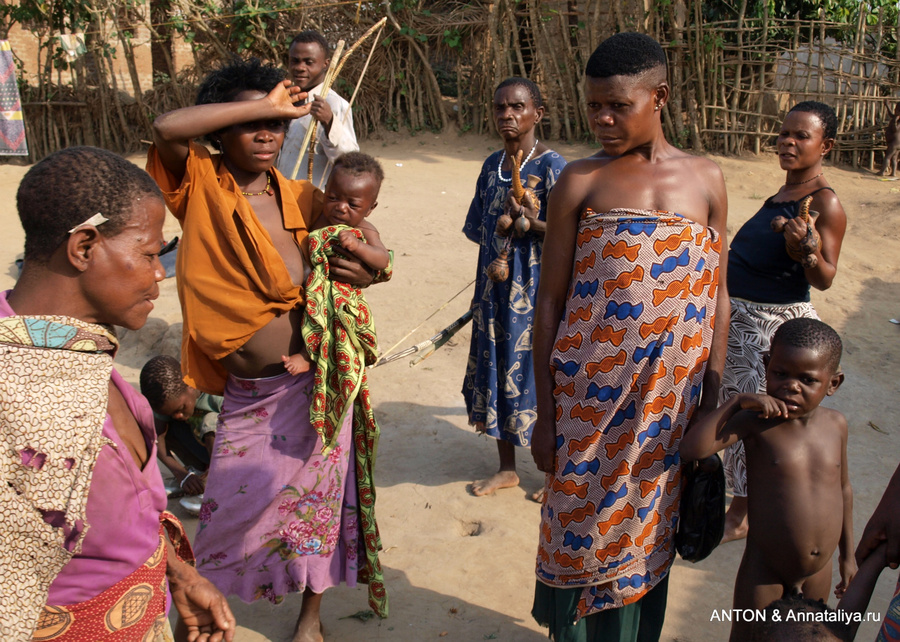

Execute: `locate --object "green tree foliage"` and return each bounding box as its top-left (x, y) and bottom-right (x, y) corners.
top-left (703, 0), bottom-right (898, 24)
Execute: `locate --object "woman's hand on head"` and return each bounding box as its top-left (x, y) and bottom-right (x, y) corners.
top-left (268, 80), bottom-right (311, 120)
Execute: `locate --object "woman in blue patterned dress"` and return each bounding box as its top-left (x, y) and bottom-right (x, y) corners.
top-left (462, 77), bottom-right (566, 497)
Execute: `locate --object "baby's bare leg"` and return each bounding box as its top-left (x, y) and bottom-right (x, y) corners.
top-left (799, 561), bottom-right (833, 602)
top-left (730, 549), bottom-right (788, 642)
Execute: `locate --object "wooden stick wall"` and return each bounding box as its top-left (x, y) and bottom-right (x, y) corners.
top-left (12, 0), bottom-right (900, 169)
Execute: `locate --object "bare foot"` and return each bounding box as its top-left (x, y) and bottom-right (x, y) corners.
top-left (471, 470), bottom-right (519, 496)
top-left (530, 486), bottom-right (546, 503)
top-left (291, 619), bottom-right (323, 642)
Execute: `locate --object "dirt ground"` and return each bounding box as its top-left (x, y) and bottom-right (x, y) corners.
top-left (1, 131), bottom-right (899, 641)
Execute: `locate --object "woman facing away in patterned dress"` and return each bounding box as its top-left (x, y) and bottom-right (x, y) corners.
top-left (147, 58), bottom-right (386, 642)
top-left (462, 76), bottom-right (567, 497)
top-left (720, 100), bottom-right (847, 543)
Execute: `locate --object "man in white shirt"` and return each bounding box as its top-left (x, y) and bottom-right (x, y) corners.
top-left (277, 30), bottom-right (360, 188)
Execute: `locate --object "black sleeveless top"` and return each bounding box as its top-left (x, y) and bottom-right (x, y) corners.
top-left (727, 187), bottom-right (834, 304)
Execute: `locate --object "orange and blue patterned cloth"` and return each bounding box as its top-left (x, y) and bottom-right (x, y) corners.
top-left (536, 209), bottom-right (721, 620)
top-left (879, 577), bottom-right (900, 642)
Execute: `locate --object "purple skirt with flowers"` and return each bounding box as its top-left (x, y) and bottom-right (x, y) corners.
top-left (193, 370), bottom-right (358, 603)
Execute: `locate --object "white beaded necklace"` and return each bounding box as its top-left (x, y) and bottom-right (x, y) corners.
top-left (497, 140), bottom-right (539, 183)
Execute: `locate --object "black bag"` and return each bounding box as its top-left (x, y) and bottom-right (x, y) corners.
top-left (675, 453), bottom-right (726, 562)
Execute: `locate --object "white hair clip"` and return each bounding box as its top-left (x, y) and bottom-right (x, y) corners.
top-left (68, 212), bottom-right (109, 234)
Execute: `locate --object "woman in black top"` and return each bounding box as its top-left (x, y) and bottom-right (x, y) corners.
top-left (719, 101), bottom-right (848, 542)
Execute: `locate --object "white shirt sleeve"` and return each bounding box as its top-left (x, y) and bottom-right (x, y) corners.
top-left (275, 86), bottom-right (359, 187)
top-left (320, 91), bottom-right (359, 162)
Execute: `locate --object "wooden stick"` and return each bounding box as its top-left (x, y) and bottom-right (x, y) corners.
top-left (343, 18), bottom-right (387, 116)
top-left (327, 17), bottom-right (387, 188)
top-left (408, 309), bottom-right (474, 367)
top-left (289, 39), bottom-right (345, 180)
top-left (308, 39), bottom-right (345, 181)
top-left (371, 279), bottom-right (474, 367)
top-left (292, 17), bottom-right (387, 183)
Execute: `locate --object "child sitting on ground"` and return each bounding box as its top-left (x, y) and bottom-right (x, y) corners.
top-left (281, 151), bottom-right (389, 375)
top-left (680, 317), bottom-right (855, 642)
top-left (140, 355), bottom-right (222, 497)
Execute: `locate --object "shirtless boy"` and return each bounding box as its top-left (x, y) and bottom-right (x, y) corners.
top-left (680, 317), bottom-right (855, 642)
top-left (531, 32), bottom-right (729, 639)
top-left (281, 151), bottom-right (389, 375)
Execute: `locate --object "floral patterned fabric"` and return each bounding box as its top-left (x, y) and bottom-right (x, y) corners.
top-left (302, 224), bottom-right (389, 616)
top-left (192, 370), bottom-right (361, 606)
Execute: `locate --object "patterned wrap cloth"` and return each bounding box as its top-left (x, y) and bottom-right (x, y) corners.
top-left (193, 371), bottom-right (361, 606)
top-left (879, 577), bottom-right (900, 642)
top-left (537, 209), bottom-right (721, 620)
top-left (0, 316), bottom-right (118, 640)
top-left (302, 224), bottom-right (389, 616)
top-left (34, 512), bottom-right (193, 642)
top-left (462, 149), bottom-right (567, 446)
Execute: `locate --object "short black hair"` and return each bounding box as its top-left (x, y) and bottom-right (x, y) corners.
top-left (17, 146), bottom-right (162, 262)
top-left (197, 56), bottom-right (286, 106)
top-left (196, 57), bottom-right (287, 150)
top-left (140, 355), bottom-right (188, 411)
top-left (789, 101), bottom-right (838, 140)
top-left (770, 318), bottom-right (842, 372)
top-left (289, 30), bottom-right (330, 58)
top-left (495, 76), bottom-right (543, 109)
top-left (750, 595), bottom-right (850, 641)
top-left (585, 32), bottom-right (668, 80)
top-left (333, 152), bottom-right (385, 188)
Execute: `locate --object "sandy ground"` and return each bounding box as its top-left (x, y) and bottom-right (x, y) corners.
top-left (1, 131), bottom-right (899, 641)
